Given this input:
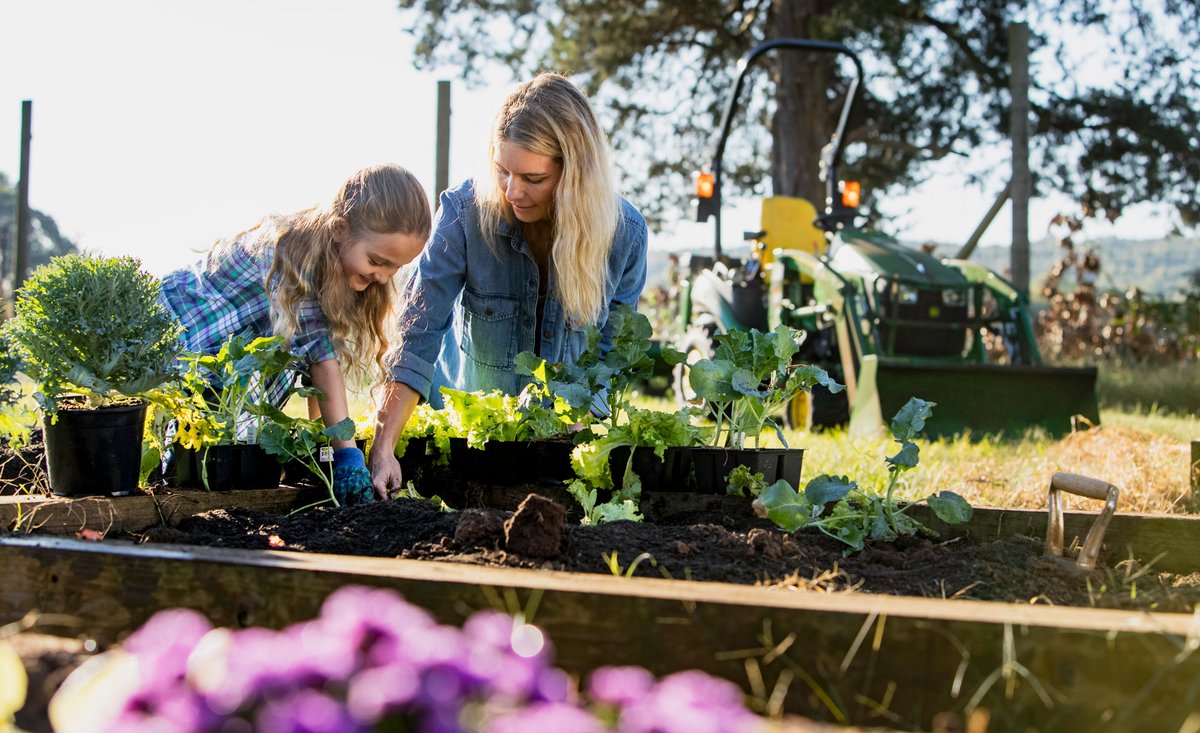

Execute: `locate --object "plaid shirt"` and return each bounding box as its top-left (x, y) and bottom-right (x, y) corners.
top-left (158, 219), bottom-right (335, 408)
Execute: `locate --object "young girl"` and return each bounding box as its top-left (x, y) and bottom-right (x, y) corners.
top-left (159, 163), bottom-right (432, 504)
top-left (368, 73), bottom-right (649, 498)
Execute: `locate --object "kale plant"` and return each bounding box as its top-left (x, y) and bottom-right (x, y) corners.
top-left (6, 254), bottom-right (182, 415)
top-left (753, 398), bottom-right (972, 553)
top-left (688, 325), bottom-right (842, 449)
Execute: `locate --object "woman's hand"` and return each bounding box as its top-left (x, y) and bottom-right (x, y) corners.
top-left (369, 382), bottom-right (422, 499)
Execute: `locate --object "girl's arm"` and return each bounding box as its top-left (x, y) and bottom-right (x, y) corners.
top-left (308, 358), bottom-right (356, 450)
top-left (369, 381), bottom-right (421, 498)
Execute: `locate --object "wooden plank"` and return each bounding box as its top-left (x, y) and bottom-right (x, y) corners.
top-left (0, 488), bottom-right (309, 535)
top-left (7, 482), bottom-right (1200, 575)
top-left (909, 505), bottom-right (1200, 575)
top-left (1, 535), bottom-right (1197, 731)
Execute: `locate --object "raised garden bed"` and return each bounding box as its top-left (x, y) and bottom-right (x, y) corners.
top-left (5, 473), bottom-right (1200, 730)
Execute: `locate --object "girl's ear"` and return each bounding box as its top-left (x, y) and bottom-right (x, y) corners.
top-left (330, 217), bottom-right (349, 245)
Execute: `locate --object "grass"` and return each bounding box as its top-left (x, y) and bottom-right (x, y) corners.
top-left (632, 392), bottom-right (1198, 515)
top-left (1097, 362), bottom-right (1200, 417)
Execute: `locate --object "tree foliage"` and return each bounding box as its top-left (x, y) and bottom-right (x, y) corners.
top-left (0, 172), bottom-right (80, 288)
top-left (397, 0), bottom-right (1200, 229)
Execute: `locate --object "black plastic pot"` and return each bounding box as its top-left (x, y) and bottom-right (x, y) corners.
top-left (448, 438), bottom-right (576, 484)
top-left (608, 446), bottom-right (693, 492)
top-left (171, 444), bottom-right (282, 492)
top-left (689, 447), bottom-right (805, 495)
top-left (43, 398), bottom-right (147, 497)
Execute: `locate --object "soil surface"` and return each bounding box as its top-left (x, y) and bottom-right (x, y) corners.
top-left (138, 494), bottom-right (1200, 613)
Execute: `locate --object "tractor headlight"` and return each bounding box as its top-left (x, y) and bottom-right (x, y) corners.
top-left (942, 289), bottom-right (965, 306)
top-left (896, 284), bottom-right (919, 305)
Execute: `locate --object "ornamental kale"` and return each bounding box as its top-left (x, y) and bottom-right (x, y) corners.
top-left (6, 254), bottom-right (182, 415)
top-left (48, 586), bottom-right (765, 733)
top-left (688, 325), bottom-right (842, 449)
top-left (753, 398), bottom-right (972, 553)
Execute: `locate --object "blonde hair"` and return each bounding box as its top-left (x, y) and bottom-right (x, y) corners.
top-left (262, 164), bottom-right (431, 385)
top-left (477, 73), bottom-right (619, 328)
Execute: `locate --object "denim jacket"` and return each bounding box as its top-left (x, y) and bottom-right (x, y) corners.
top-left (386, 179), bottom-right (648, 407)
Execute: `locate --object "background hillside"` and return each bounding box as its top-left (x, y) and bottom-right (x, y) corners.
top-left (645, 233), bottom-right (1200, 300)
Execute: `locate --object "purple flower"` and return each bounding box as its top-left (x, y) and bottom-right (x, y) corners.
top-left (345, 665), bottom-right (420, 722)
top-left (254, 689), bottom-right (367, 733)
top-left (616, 671), bottom-right (763, 733)
top-left (122, 608), bottom-right (213, 680)
top-left (485, 701), bottom-right (605, 733)
top-left (588, 666), bottom-right (655, 706)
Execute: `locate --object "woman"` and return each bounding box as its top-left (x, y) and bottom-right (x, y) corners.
top-left (369, 73), bottom-right (648, 498)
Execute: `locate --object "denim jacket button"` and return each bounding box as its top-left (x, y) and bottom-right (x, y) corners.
top-left (484, 308), bottom-right (494, 317)
top-left (543, 330), bottom-right (552, 340)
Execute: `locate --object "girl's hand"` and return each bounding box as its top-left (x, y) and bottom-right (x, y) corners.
top-left (332, 447), bottom-right (374, 505)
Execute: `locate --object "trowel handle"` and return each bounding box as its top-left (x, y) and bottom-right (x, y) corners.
top-left (1051, 472), bottom-right (1114, 501)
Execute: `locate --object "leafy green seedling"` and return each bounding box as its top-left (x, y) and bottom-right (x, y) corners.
top-left (688, 325), bottom-right (842, 449)
top-left (753, 397), bottom-right (972, 553)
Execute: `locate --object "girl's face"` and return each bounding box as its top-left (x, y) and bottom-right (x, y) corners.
top-left (493, 141), bottom-right (562, 224)
top-left (336, 227), bottom-right (425, 292)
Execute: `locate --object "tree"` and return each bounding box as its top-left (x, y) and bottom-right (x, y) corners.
top-left (0, 172), bottom-right (79, 290)
top-left (397, 0), bottom-right (1199, 230)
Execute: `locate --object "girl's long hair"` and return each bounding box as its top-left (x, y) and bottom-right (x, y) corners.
top-left (476, 73), bottom-right (619, 328)
top-left (259, 164), bottom-right (430, 386)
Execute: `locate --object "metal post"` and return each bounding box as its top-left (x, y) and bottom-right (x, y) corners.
top-left (956, 181), bottom-right (1011, 260)
top-left (1009, 23), bottom-right (1031, 296)
top-left (1191, 441), bottom-right (1199, 499)
top-left (14, 100), bottom-right (32, 292)
top-left (435, 81), bottom-right (451, 206)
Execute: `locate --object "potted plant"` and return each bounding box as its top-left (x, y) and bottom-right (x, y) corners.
top-left (687, 325), bottom-right (843, 493)
top-left (151, 334), bottom-right (296, 492)
top-left (5, 254), bottom-right (182, 496)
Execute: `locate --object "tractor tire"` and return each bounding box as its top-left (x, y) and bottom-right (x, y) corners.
top-left (784, 385), bottom-right (849, 431)
top-left (673, 324), bottom-right (716, 408)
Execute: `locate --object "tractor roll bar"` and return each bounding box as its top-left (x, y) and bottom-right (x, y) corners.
top-left (699, 38), bottom-right (865, 258)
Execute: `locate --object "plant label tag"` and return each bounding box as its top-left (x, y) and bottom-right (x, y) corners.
top-left (319, 447), bottom-right (334, 463)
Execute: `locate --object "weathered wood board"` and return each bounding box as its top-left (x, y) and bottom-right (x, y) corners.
top-left (6, 483), bottom-right (1200, 575)
top-left (1, 534), bottom-right (1197, 731)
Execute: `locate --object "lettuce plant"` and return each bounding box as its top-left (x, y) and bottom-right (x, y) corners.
top-left (688, 325), bottom-right (843, 449)
top-left (6, 254), bottom-right (182, 416)
top-left (0, 327), bottom-right (34, 446)
top-left (753, 398), bottom-right (972, 553)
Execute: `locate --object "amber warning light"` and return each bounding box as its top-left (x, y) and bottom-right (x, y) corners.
top-left (841, 180), bottom-right (861, 208)
top-left (695, 172), bottom-right (715, 199)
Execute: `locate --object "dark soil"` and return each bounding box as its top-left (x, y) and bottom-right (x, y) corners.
top-left (139, 495), bottom-right (1200, 613)
top-left (0, 429), bottom-right (47, 495)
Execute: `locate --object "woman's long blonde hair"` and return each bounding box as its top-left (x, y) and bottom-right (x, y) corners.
top-left (476, 73), bottom-right (619, 328)
top-left (261, 164), bottom-right (430, 384)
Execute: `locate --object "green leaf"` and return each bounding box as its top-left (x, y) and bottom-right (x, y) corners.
top-left (688, 359), bottom-right (738, 402)
top-left (890, 398), bottom-right (936, 442)
top-left (804, 474), bottom-right (857, 505)
top-left (886, 442), bottom-right (920, 469)
top-left (324, 417), bottom-right (356, 442)
top-left (754, 480), bottom-right (812, 532)
top-left (927, 491), bottom-right (973, 524)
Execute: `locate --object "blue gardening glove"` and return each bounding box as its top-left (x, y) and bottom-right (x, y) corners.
top-left (332, 447), bottom-right (374, 506)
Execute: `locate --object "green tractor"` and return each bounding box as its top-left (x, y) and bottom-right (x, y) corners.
top-left (672, 38), bottom-right (1099, 439)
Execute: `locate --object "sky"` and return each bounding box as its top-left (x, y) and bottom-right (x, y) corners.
top-left (1, 0), bottom-right (1183, 280)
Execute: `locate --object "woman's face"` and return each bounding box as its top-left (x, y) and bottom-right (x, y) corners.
top-left (493, 140), bottom-right (562, 224)
top-left (336, 227), bottom-right (425, 292)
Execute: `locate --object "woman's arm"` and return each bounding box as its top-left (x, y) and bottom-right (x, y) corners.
top-left (368, 381), bottom-right (422, 498)
top-left (308, 358), bottom-right (356, 450)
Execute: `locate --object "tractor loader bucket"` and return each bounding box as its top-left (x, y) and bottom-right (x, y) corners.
top-left (849, 356), bottom-right (1099, 439)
